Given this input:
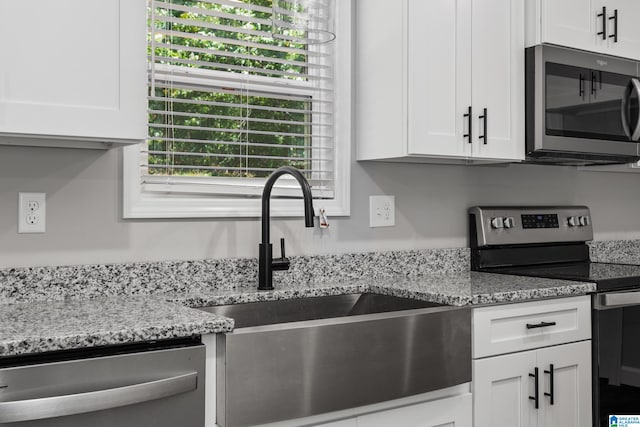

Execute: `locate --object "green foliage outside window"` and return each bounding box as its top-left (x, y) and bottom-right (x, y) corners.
top-left (148, 0), bottom-right (314, 179)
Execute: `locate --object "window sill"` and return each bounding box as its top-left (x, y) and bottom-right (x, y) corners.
top-left (122, 146), bottom-right (350, 219)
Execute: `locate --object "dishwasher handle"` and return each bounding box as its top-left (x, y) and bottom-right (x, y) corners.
top-left (0, 372), bottom-right (197, 423)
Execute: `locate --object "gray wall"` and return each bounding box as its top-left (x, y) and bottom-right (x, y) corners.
top-left (0, 144), bottom-right (639, 268)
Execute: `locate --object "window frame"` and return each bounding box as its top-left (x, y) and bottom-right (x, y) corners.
top-left (123, 0), bottom-right (352, 219)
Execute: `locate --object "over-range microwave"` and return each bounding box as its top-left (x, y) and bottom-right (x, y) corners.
top-left (526, 44), bottom-right (640, 165)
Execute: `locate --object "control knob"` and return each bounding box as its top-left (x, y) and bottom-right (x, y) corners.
top-left (579, 216), bottom-right (590, 226)
top-left (503, 217), bottom-right (515, 229)
top-left (490, 217), bottom-right (504, 229)
top-left (567, 216), bottom-right (579, 227)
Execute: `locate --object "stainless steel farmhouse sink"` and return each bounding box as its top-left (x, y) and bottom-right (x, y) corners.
top-left (198, 293), bottom-right (471, 427)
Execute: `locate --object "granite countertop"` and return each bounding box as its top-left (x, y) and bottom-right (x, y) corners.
top-left (171, 271), bottom-right (595, 308)
top-left (0, 271), bottom-right (595, 358)
top-left (0, 295), bottom-right (233, 357)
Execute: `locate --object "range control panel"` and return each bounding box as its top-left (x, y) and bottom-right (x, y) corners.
top-left (469, 206), bottom-right (593, 247)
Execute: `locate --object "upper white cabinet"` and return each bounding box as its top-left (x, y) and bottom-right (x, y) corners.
top-left (0, 0), bottom-right (147, 149)
top-left (528, 0), bottom-right (640, 61)
top-left (356, 0), bottom-right (525, 163)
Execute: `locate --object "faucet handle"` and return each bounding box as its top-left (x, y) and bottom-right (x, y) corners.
top-left (272, 238), bottom-right (290, 271)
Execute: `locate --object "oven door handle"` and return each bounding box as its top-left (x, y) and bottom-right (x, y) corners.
top-left (598, 291), bottom-right (640, 309)
top-left (621, 78), bottom-right (640, 141)
top-left (0, 372), bottom-right (197, 423)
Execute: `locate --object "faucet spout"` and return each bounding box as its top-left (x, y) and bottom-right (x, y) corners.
top-left (258, 166), bottom-right (315, 290)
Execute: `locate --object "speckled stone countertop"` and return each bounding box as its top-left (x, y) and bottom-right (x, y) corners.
top-left (0, 296), bottom-right (234, 357)
top-left (171, 271), bottom-right (595, 308)
top-left (590, 240), bottom-right (640, 264)
top-left (0, 271), bottom-right (595, 358)
top-left (0, 244), bottom-right (601, 358)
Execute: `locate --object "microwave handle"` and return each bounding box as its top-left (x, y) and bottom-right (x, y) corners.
top-left (622, 78), bottom-right (640, 141)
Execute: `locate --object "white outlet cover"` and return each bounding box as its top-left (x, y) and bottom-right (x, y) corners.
top-left (369, 195), bottom-right (395, 227)
top-left (18, 192), bottom-right (46, 233)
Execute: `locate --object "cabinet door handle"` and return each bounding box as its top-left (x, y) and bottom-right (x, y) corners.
top-left (544, 364), bottom-right (555, 405)
top-left (591, 71), bottom-right (597, 96)
top-left (597, 6), bottom-right (607, 40)
top-left (529, 367), bottom-right (539, 409)
top-left (526, 321), bottom-right (557, 329)
top-left (579, 73), bottom-right (585, 98)
top-left (478, 108), bottom-right (487, 144)
top-left (609, 9), bottom-right (618, 42)
top-left (463, 106), bottom-right (472, 144)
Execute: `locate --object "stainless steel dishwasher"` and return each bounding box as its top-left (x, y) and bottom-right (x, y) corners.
top-left (0, 339), bottom-right (205, 427)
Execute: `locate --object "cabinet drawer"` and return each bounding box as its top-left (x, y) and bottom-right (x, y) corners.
top-left (473, 296), bottom-right (591, 358)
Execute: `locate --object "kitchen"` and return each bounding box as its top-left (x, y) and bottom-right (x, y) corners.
top-left (1, 0), bottom-right (640, 426)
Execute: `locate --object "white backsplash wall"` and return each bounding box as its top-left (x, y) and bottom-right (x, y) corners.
top-left (0, 144), bottom-right (639, 268)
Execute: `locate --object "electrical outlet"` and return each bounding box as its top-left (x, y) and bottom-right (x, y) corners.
top-left (369, 195), bottom-right (395, 227)
top-left (18, 192), bottom-right (46, 233)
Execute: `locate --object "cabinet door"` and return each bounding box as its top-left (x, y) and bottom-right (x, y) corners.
top-left (406, 0), bottom-right (472, 158)
top-left (537, 341), bottom-right (592, 427)
top-left (606, 0), bottom-right (640, 60)
top-left (471, 0), bottom-right (525, 161)
top-left (357, 393), bottom-right (472, 427)
top-left (0, 0), bottom-right (147, 145)
top-left (541, 0), bottom-right (605, 53)
top-left (473, 351), bottom-right (537, 427)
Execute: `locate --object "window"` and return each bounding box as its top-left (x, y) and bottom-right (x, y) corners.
top-left (123, 0), bottom-right (351, 218)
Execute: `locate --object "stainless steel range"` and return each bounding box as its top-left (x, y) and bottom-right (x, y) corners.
top-left (469, 206), bottom-right (640, 427)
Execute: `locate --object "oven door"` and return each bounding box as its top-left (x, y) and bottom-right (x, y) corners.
top-left (527, 44), bottom-right (640, 162)
top-left (593, 291), bottom-right (640, 426)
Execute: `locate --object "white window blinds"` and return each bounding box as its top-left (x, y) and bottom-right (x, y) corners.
top-left (145, 0), bottom-right (335, 198)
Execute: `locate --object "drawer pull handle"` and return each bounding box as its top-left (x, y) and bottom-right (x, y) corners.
top-left (528, 367), bottom-right (539, 409)
top-left (526, 321), bottom-right (557, 329)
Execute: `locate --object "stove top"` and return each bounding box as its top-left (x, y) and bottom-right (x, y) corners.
top-left (482, 261), bottom-right (640, 292)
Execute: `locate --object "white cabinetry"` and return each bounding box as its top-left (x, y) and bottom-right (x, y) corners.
top-left (357, 393), bottom-right (472, 427)
top-left (472, 296), bottom-right (592, 427)
top-left (356, 0), bottom-right (524, 163)
top-left (528, 0), bottom-right (640, 61)
top-left (0, 0), bottom-right (147, 149)
top-left (312, 392), bottom-right (471, 427)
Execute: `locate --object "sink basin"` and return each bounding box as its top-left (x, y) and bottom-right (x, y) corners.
top-left (200, 292), bottom-right (471, 427)
top-left (197, 292), bottom-right (444, 328)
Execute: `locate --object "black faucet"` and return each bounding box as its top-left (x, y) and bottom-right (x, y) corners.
top-left (258, 166), bottom-right (315, 290)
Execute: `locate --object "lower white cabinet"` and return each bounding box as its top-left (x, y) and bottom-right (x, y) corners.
top-left (473, 333), bottom-right (592, 427)
top-left (312, 393), bottom-right (472, 427)
top-left (472, 297), bottom-right (592, 427)
top-left (536, 342), bottom-right (592, 427)
top-left (358, 393), bottom-right (472, 427)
